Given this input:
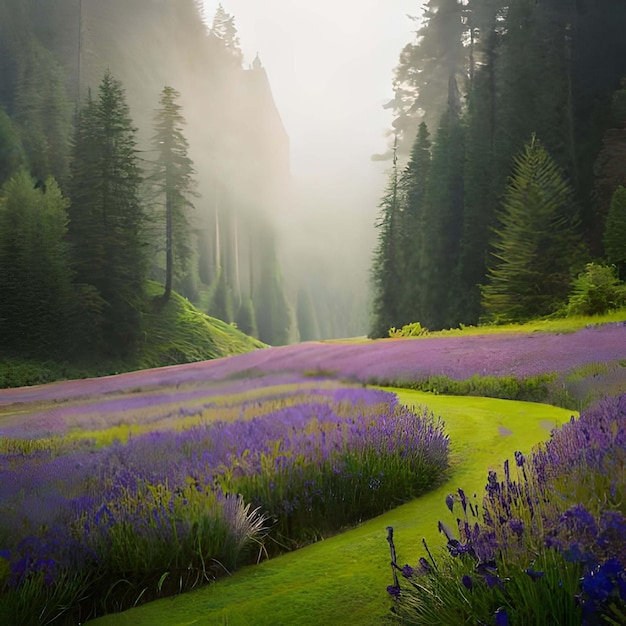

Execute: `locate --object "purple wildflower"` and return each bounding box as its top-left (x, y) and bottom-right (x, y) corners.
top-left (462, 574), bottom-right (473, 590)
top-left (458, 488), bottom-right (467, 514)
top-left (509, 518), bottom-right (525, 539)
top-left (387, 584), bottom-right (401, 598)
top-left (525, 568), bottom-right (545, 581)
top-left (445, 493), bottom-right (455, 513)
top-left (401, 564), bottom-right (414, 578)
top-left (416, 557), bottom-right (431, 575)
top-left (495, 608), bottom-right (509, 626)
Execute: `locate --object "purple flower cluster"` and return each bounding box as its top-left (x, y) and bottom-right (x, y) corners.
top-left (0, 384), bottom-right (449, 617)
top-left (2, 324), bottom-right (624, 410)
top-left (387, 393), bottom-right (626, 624)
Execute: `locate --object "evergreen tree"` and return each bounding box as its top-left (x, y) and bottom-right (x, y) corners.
top-left (0, 109), bottom-right (25, 184)
top-left (67, 71), bottom-right (146, 356)
top-left (386, 0), bottom-right (468, 156)
top-left (370, 146), bottom-right (403, 338)
top-left (210, 4), bottom-right (243, 66)
top-left (151, 86), bottom-right (197, 304)
top-left (603, 186), bottom-right (626, 280)
top-left (482, 136), bottom-right (580, 321)
top-left (420, 78), bottom-right (465, 330)
top-left (397, 122), bottom-right (431, 325)
top-left (0, 169), bottom-right (75, 356)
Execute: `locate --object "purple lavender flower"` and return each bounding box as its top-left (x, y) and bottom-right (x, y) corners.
top-left (494, 608), bottom-right (509, 626)
top-left (445, 493), bottom-right (455, 513)
top-left (387, 584), bottom-right (401, 598)
top-left (416, 557), bottom-right (431, 575)
top-left (509, 518), bottom-right (525, 539)
top-left (401, 564), bottom-right (414, 578)
top-left (525, 568), bottom-right (545, 581)
top-left (461, 574), bottom-right (473, 590)
top-left (457, 488), bottom-right (467, 514)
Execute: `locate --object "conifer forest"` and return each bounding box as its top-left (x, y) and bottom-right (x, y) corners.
top-left (370, 0), bottom-right (626, 336)
top-left (1, 0), bottom-right (626, 357)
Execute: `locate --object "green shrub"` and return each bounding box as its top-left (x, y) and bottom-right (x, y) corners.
top-left (567, 262), bottom-right (626, 316)
top-left (389, 322), bottom-right (429, 338)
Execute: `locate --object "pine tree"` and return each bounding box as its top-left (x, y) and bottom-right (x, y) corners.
top-left (398, 121), bottom-right (431, 325)
top-left (603, 186), bottom-right (626, 280)
top-left (482, 136), bottom-right (580, 321)
top-left (0, 169), bottom-right (75, 356)
top-left (370, 146), bottom-right (403, 338)
top-left (420, 78), bottom-right (465, 330)
top-left (67, 71), bottom-right (146, 356)
top-left (210, 4), bottom-right (243, 66)
top-left (386, 0), bottom-right (468, 156)
top-left (151, 86), bottom-right (197, 304)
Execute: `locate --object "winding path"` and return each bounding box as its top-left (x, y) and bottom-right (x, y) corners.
top-left (87, 390), bottom-right (574, 626)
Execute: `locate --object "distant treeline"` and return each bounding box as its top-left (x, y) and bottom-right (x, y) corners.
top-left (0, 0), bottom-right (312, 360)
top-left (371, 0), bottom-right (626, 336)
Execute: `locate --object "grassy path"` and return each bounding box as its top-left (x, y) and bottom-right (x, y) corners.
top-left (88, 391), bottom-right (575, 626)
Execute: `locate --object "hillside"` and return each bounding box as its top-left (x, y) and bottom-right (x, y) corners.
top-left (0, 283), bottom-right (265, 389)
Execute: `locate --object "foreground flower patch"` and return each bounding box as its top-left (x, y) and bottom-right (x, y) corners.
top-left (0, 384), bottom-right (449, 624)
top-left (386, 393), bottom-right (626, 625)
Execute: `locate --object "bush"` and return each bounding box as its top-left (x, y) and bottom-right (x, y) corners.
top-left (388, 322), bottom-right (429, 338)
top-left (567, 263), bottom-right (626, 316)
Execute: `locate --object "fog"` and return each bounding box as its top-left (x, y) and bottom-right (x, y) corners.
top-left (203, 1), bottom-right (420, 336)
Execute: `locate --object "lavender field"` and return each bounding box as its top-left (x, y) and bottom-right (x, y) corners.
top-left (2, 323), bottom-right (624, 411)
top-left (0, 323), bottom-right (625, 624)
top-left (0, 377), bottom-right (449, 623)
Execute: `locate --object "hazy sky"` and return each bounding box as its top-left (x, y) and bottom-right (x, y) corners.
top-left (202, 1), bottom-right (420, 179)
top-left (202, 1), bottom-right (422, 320)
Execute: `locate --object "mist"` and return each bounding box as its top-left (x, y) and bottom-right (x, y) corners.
top-left (203, 0), bottom-right (419, 338)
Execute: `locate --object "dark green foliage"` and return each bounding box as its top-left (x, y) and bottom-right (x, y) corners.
top-left (603, 186), bottom-right (626, 279)
top-left (370, 160), bottom-right (403, 338)
top-left (420, 96), bottom-right (465, 330)
top-left (567, 263), bottom-right (626, 316)
top-left (398, 122), bottom-right (431, 326)
top-left (482, 136), bottom-right (580, 322)
top-left (0, 109), bottom-right (24, 184)
top-left (0, 281), bottom-right (265, 389)
top-left (67, 71), bottom-right (147, 357)
top-left (389, 0), bottom-right (468, 155)
top-left (378, 0), bottom-right (626, 328)
top-left (151, 86), bottom-right (197, 304)
top-left (0, 169), bottom-right (75, 357)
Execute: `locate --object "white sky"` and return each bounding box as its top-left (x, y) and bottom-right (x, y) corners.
top-left (202, 1), bottom-right (420, 179)
top-left (202, 1), bottom-right (422, 311)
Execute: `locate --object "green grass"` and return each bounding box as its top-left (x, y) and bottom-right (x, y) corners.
top-left (87, 390), bottom-right (574, 626)
top-left (322, 309), bottom-right (626, 344)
